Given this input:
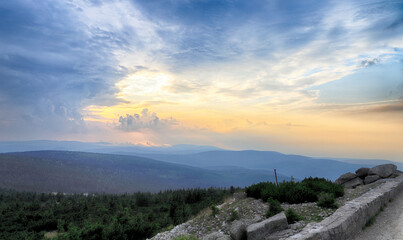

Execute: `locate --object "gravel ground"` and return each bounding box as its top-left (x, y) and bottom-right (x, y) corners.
top-left (354, 184), bottom-right (403, 240)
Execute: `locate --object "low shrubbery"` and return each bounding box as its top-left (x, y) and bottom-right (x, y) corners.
top-left (210, 205), bottom-right (220, 217)
top-left (266, 198), bottom-right (283, 217)
top-left (316, 192), bottom-right (338, 209)
top-left (245, 177), bottom-right (344, 204)
top-left (228, 209), bottom-right (240, 222)
top-left (285, 209), bottom-right (302, 224)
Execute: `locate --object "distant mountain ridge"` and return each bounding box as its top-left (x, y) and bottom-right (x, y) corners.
top-left (118, 150), bottom-right (384, 181)
top-left (0, 140), bottom-right (223, 154)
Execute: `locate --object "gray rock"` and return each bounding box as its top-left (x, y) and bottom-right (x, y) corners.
top-left (233, 192), bottom-right (247, 200)
top-left (202, 232), bottom-right (230, 240)
top-left (392, 170), bottom-right (403, 178)
top-left (335, 172), bottom-right (358, 185)
top-left (355, 167), bottom-right (370, 179)
top-left (342, 177), bottom-right (363, 188)
top-left (368, 164), bottom-right (397, 178)
top-left (364, 175), bottom-right (381, 184)
top-left (246, 212), bottom-right (288, 240)
top-left (230, 220), bottom-right (246, 240)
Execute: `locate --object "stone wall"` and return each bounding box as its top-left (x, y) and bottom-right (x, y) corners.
top-left (286, 175), bottom-right (403, 240)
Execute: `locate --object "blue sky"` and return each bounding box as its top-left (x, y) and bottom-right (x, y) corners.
top-left (0, 0), bottom-right (402, 160)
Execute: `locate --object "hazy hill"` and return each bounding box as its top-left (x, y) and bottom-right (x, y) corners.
top-left (119, 150), bottom-right (376, 181)
top-left (0, 151), bottom-right (289, 193)
top-left (0, 140), bottom-right (223, 155)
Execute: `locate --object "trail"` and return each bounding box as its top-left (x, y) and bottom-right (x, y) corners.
top-left (354, 186), bottom-right (403, 240)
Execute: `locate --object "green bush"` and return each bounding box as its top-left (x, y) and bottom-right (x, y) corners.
top-left (316, 192), bottom-right (338, 209)
top-left (245, 177), bottom-right (344, 205)
top-left (285, 209), bottom-right (302, 224)
top-left (266, 198), bottom-right (283, 217)
top-left (210, 205), bottom-right (220, 217)
top-left (228, 209), bottom-right (240, 222)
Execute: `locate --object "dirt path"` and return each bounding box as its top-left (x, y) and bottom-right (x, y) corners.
top-left (354, 187), bottom-right (403, 240)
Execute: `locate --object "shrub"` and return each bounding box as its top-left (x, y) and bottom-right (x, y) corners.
top-left (210, 205), bottom-right (220, 217)
top-left (285, 209), bottom-right (302, 224)
top-left (316, 192), bottom-right (338, 209)
top-left (245, 177), bottom-right (344, 205)
top-left (266, 198), bottom-right (283, 217)
top-left (301, 177), bottom-right (344, 198)
top-left (228, 209), bottom-right (240, 222)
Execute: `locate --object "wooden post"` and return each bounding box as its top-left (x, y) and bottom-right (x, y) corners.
top-left (274, 169), bottom-right (279, 187)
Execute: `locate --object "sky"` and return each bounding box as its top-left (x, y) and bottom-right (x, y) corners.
top-left (0, 0), bottom-right (402, 161)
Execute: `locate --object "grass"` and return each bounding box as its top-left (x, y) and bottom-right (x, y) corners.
top-left (172, 235), bottom-right (198, 240)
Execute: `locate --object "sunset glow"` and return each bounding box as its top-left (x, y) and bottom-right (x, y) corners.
top-left (0, 0), bottom-right (402, 161)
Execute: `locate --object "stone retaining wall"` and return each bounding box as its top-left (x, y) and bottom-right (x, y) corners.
top-left (286, 176), bottom-right (403, 240)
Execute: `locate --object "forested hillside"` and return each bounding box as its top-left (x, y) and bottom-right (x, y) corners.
top-left (0, 188), bottom-right (232, 240)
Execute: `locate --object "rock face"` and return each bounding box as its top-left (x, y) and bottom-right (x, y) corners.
top-left (335, 172), bottom-right (357, 185)
top-left (343, 177), bottom-right (364, 188)
top-left (355, 168), bottom-right (370, 179)
top-left (246, 212), bottom-right (288, 240)
top-left (202, 232), bottom-right (230, 240)
top-left (364, 175), bottom-right (381, 185)
top-left (230, 220), bottom-right (247, 240)
top-left (368, 164), bottom-right (397, 178)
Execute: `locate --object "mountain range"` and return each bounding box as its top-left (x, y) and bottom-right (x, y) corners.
top-left (0, 140), bottom-right (401, 193)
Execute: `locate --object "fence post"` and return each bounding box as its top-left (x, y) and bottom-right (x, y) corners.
top-left (274, 169), bottom-right (279, 187)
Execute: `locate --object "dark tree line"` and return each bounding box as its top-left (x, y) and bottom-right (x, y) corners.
top-left (0, 187), bottom-right (234, 240)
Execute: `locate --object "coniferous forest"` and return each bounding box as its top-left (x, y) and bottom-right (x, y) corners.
top-left (0, 188), bottom-right (233, 240)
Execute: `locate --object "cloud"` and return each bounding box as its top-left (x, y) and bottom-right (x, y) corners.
top-left (361, 58), bottom-right (379, 67)
top-left (362, 100), bottom-right (403, 114)
top-left (117, 109), bottom-right (178, 132)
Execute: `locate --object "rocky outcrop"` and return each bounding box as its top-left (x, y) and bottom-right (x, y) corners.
top-left (334, 173), bottom-right (357, 185)
top-left (287, 175), bottom-right (403, 240)
top-left (335, 164), bottom-right (400, 188)
top-left (230, 220), bottom-right (246, 240)
top-left (355, 167), bottom-right (369, 179)
top-left (368, 164), bottom-right (397, 178)
top-left (233, 192), bottom-right (247, 200)
top-left (342, 177), bottom-right (363, 188)
top-left (364, 175), bottom-right (381, 184)
top-left (246, 212), bottom-right (288, 240)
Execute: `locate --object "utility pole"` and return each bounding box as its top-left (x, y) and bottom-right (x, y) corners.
top-left (274, 169), bottom-right (279, 187)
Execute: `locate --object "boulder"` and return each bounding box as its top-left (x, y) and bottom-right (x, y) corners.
top-left (335, 172), bottom-right (357, 185)
top-left (233, 192), bottom-right (247, 200)
top-left (246, 212), bottom-right (288, 240)
top-left (355, 167), bottom-right (370, 179)
top-left (392, 170), bottom-right (403, 178)
top-left (364, 175), bottom-right (381, 184)
top-left (342, 177), bottom-right (363, 188)
top-left (230, 220), bottom-right (247, 240)
top-left (202, 232), bottom-right (231, 240)
top-left (368, 164), bottom-right (397, 178)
